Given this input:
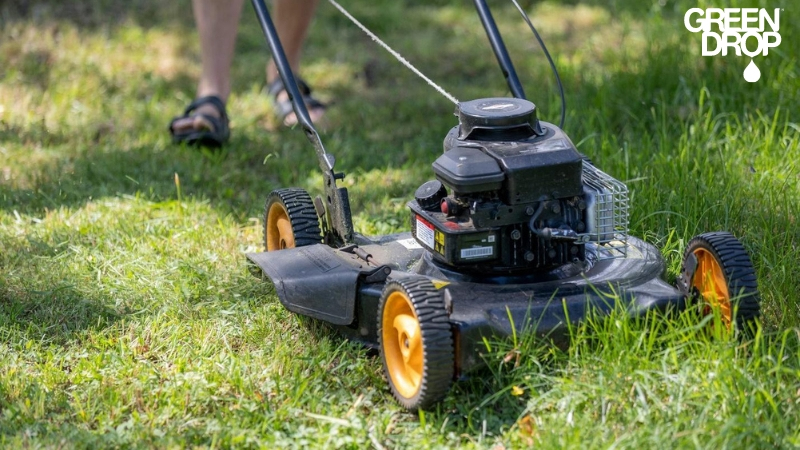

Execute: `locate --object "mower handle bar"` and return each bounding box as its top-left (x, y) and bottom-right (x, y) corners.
top-left (250, 0), bottom-right (527, 245)
top-left (251, 0), bottom-right (326, 162)
top-left (473, 0), bottom-right (527, 100)
top-left (251, 0), bottom-right (355, 244)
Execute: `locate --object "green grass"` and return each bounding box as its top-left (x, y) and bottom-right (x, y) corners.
top-left (1, 0), bottom-right (798, 447)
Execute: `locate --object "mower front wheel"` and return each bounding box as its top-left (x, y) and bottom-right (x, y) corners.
top-left (378, 277), bottom-right (454, 411)
top-left (264, 188), bottom-right (321, 251)
top-left (680, 232), bottom-right (760, 333)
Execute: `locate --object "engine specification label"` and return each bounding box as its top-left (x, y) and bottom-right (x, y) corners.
top-left (415, 216), bottom-right (435, 249)
top-left (460, 246), bottom-right (494, 259)
top-left (456, 231), bottom-right (496, 262)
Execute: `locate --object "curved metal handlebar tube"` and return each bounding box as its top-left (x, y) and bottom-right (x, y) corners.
top-left (251, 0), bottom-right (319, 143)
top-left (250, 0), bottom-right (354, 244)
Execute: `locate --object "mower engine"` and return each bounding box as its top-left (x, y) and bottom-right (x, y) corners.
top-left (409, 98), bottom-right (629, 274)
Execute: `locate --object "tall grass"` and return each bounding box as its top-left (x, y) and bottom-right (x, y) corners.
top-left (474, 306), bottom-right (800, 448)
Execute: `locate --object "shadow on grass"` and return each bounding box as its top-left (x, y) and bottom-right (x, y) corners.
top-left (0, 236), bottom-right (121, 345)
top-left (0, 120), bottom-right (70, 148)
top-left (0, 282), bottom-right (120, 345)
top-left (0, 223), bottom-right (125, 344)
top-left (438, 371), bottom-right (529, 438)
top-left (0, 0), bottom-right (193, 30)
top-left (0, 134), bottom-right (308, 220)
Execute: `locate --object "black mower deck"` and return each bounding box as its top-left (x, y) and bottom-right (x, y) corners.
top-left (247, 233), bottom-right (684, 376)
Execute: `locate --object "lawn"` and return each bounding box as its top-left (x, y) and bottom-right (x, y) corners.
top-left (1, 0), bottom-right (799, 448)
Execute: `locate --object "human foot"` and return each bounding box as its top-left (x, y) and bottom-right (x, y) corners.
top-left (169, 95), bottom-right (230, 148)
top-left (267, 78), bottom-right (326, 127)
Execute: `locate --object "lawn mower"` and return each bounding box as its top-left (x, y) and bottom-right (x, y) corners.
top-left (246, 0), bottom-right (761, 410)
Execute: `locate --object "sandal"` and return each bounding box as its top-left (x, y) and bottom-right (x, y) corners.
top-left (169, 95), bottom-right (230, 148)
top-left (267, 77), bottom-right (326, 126)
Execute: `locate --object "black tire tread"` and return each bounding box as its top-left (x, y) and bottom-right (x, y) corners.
top-left (263, 188), bottom-right (321, 250)
top-left (378, 277), bottom-right (454, 411)
top-left (682, 231), bottom-right (760, 329)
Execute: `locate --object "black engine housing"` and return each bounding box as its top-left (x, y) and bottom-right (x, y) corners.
top-left (409, 98), bottom-right (589, 274)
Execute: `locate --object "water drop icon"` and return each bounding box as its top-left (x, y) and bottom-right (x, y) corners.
top-left (743, 59), bottom-right (761, 82)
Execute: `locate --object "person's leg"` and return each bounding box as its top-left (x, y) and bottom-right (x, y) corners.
top-left (268, 0), bottom-right (324, 125)
top-left (173, 0), bottom-right (323, 137)
top-left (267, 0), bottom-right (318, 81)
top-left (172, 0), bottom-right (244, 135)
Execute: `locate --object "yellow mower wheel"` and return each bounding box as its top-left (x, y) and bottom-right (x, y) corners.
top-left (264, 188), bottom-right (321, 251)
top-left (378, 277), bottom-right (453, 410)
top-left (682, 232), bottom-right (760, 332)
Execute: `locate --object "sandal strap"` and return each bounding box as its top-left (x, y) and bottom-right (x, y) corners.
top-left (267, 77), bottom-right (313, 98)
top-left (183, 95), bottom-right (228, 119)
top-left (169, 95), bottom-right (230, 146)
top-left (267, 76), bottom-right (326, 125)
top-left (169, 111), bottom-right (228, 137)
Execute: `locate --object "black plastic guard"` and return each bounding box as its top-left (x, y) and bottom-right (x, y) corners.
top-left (247, 245), bottom-right (366, 325)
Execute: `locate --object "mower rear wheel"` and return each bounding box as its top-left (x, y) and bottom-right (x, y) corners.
top-left (378, 277), bottom-right (453, 411)
top-left (264, 188), bottom-right (321, 251)
top-left (681, 232), bottom-right (760, 332)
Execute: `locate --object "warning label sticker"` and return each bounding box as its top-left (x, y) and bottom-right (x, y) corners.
top-left (434, 230), bottom-right (446, 255)
top-left (415, 216), bottom-right (435, 249)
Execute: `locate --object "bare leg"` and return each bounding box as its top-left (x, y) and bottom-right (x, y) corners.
top-left (195, 0), bottom-right (246, 100)
top-left (172, 0), bottom-right (244, 134)
top-left (173, 0), bottom-right (323, 135)
top-left (268, 0), bottom-right (324, 125)
top-left (267, 0), bottom-right (318, 81)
